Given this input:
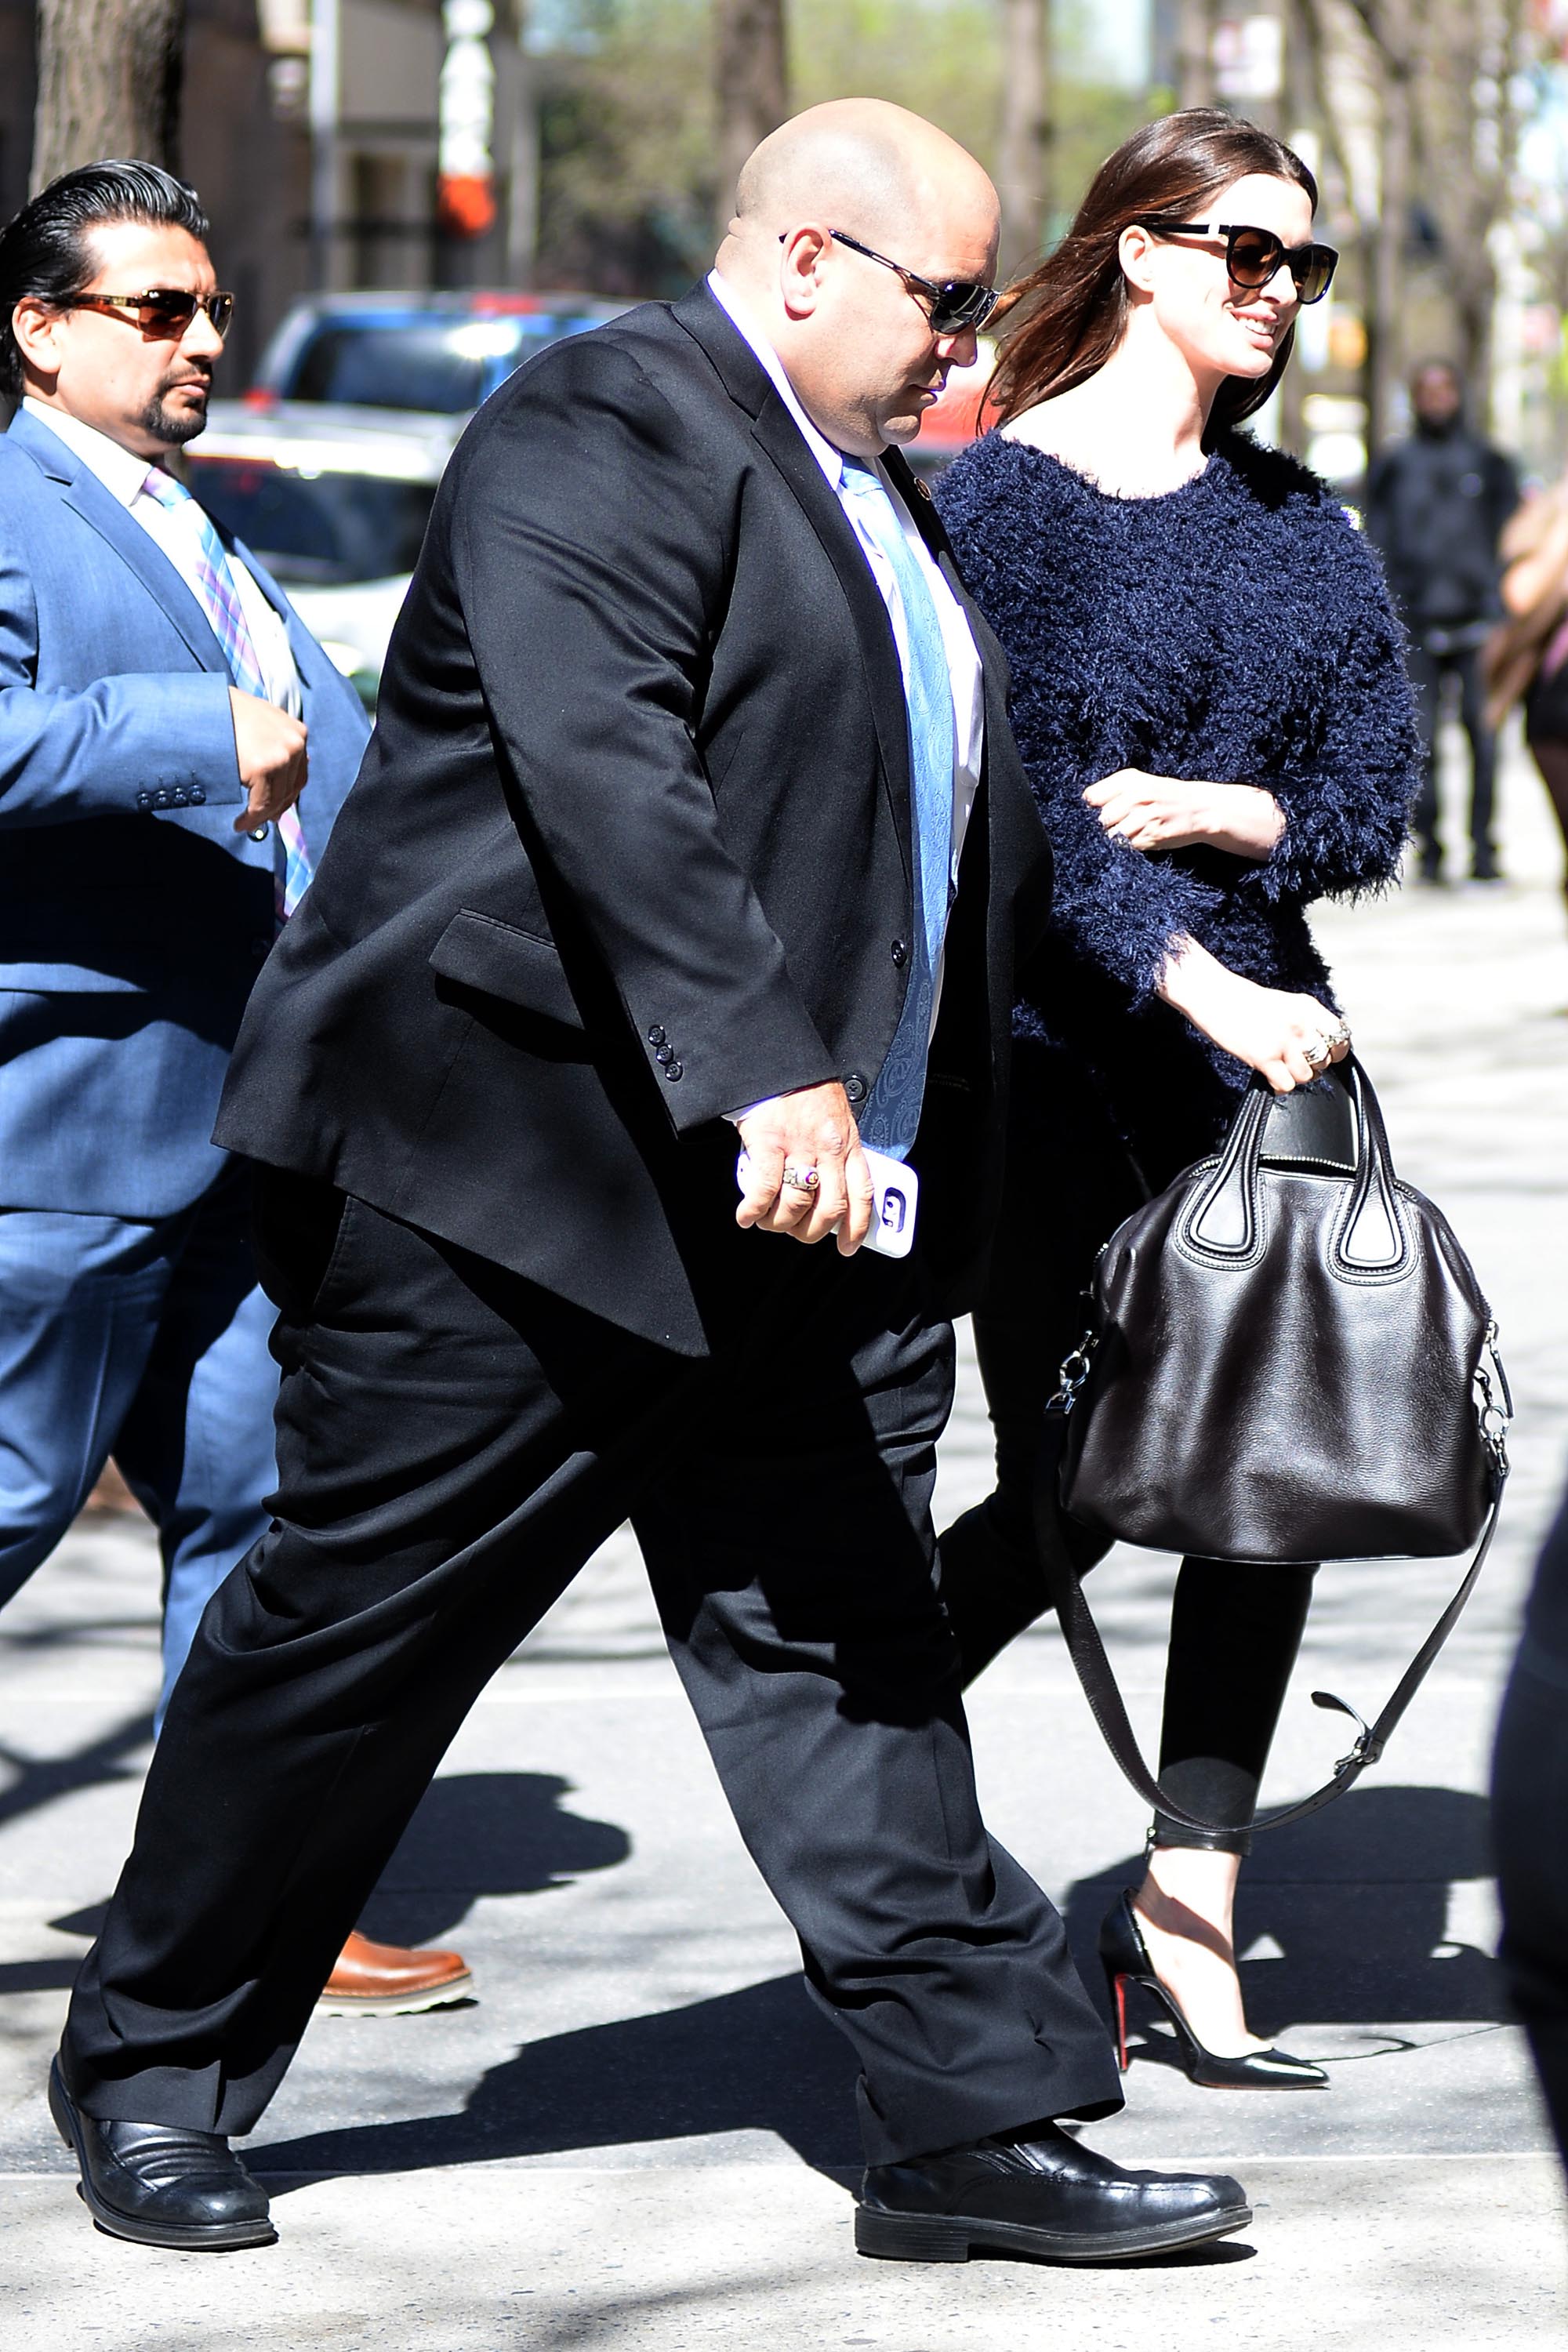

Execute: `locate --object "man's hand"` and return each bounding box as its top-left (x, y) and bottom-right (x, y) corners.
top-left (229, 688), bottom-right (308, 833)
top-left (735, 1083), bottom-right (875, 1255)
top-left (1084, 769), bottom-right (1285, 860)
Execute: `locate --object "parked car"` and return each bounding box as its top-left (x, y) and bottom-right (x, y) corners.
top-left (247, 289), bottom-right (628, 416)
top-left (187, 401), bottom-right (460, 706)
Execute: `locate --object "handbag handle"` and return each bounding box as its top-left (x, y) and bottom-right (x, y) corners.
top-left (1184, 1057), bottom-right (1405, 1272)
top-left (1033, 1323), bottom-right (1512, 1837)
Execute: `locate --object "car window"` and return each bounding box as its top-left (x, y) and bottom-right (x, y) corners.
top-left (282, 314), bottom-right (600, 412)
top-left (185, 457), bottom-right (436, 585)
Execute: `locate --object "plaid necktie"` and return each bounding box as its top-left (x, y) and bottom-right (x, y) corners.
top-left (142, 467), bottom-right (312, 916)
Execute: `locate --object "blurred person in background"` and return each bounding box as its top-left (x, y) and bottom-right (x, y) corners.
top-left (0, 159), bottom-right (469, 2016)
top-left (934, 108), bottom-right (1418, 2088)
top-left (1365, 359), bottom-right (1519, 885)
top-left (1482, 475), bottom-right (1568, 913)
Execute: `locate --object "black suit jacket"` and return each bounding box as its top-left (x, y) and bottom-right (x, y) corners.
top-left (216, 285), bottom-right (1052, 1353)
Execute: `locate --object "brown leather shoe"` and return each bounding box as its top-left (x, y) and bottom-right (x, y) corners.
top-left (315, 1930), bottom-right (474, 2016)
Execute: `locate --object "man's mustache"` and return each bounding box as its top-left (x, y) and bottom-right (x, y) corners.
top-left (158, 365), bottom-right (214, 394)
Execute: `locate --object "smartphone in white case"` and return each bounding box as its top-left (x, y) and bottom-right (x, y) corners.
top-left (735, 1146), bottom-right (918, 1260)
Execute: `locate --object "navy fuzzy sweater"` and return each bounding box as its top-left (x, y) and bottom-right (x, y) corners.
top-left (937, 430), bottom-right (1420, 1156)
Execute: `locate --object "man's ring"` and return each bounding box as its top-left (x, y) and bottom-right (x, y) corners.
top-left (781, 1161), bottom-right (820, 1196)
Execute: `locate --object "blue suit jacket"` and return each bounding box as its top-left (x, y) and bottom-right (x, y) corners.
top-left (0, 407), bottom-right (372, 1216)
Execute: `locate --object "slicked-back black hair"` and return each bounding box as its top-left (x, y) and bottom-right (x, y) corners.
top-left (0, 158), bottom-right (208, 394)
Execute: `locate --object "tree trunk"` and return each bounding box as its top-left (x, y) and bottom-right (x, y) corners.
top-left (31, 0), bottom-right (185, 193)
top-left (997, 0), bottom-right (1054, 280)
top-left (1364, 53), bottom-right (1410, 456)
top-left (1277, 0), bottom-right (1312, 457)
top-left (713, 0), bottom-right (788, 234)
top-left (1177, 0), bottom-right (1216, 107)
top-left (506, 0), bottom-right (539, 289)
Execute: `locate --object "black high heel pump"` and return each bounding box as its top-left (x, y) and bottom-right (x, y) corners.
top-left (1098, 1889), bottom-right (1328, 2090)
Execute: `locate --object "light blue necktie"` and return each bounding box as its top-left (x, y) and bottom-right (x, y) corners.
top-left (839, 459), bottom-right (955, 1160)
top-left (143, 468), bottom-right (313, 917)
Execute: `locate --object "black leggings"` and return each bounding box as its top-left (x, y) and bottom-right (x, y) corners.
top-left (938, 1051), bottom-right (1316, 1857)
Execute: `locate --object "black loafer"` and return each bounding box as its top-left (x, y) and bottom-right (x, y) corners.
top-left (49, 2057), bottom-right (276, 2250)
top-left (856, 2122), bottom-right (1250, 2263)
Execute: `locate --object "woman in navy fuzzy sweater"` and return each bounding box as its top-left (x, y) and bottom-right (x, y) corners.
top-left (935, 112), bottom-right (1420, 2088)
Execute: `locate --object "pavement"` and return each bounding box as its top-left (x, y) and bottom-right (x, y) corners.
top-left (2, 730), bottom-right (1567, 2348)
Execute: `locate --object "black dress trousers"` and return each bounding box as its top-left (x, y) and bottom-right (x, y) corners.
top-left (1494, 1490), bottom-right (1568, 2162)
top-left (63, 1171), bottom-right (1120, 2163)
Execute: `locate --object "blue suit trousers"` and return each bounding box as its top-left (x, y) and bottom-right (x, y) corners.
top-left (0, 1157), bottom-right (274, 1722)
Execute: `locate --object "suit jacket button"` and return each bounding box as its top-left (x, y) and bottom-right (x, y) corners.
top-left (891, 938), bottom-right (909, 968)
top-left (136, 790), bottom-right (151, 809)
top-left (655, 1044), bottom-right (674, 1065)
top-left (844, 1073), bottom-right (866, 1103)
top-left (189, 787), bottom-right (206, 804)
top-left (663, 1060), bottom-right (683, 1081)
top-left (647, 1025), bottom-right (666, 1047)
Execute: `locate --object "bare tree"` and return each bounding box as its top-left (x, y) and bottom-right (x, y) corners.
top-left (506, 0), bottom-right (540, 288)
top-left (713, 0), bottom-right (789, 233)
top-left (31, 0), bottom-right (185, 193)
top-left (1341, 0), bottom-right (1415, 452)
top-left (1178, 0), bottom-right (1218, 107)
top-left (1330, 0), bottom-right (1532, 447)
top-left (997, 0), bottom-right (1054, 279)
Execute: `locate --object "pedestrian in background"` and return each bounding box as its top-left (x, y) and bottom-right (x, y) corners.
top-left (1483, 475), bottom-right (1568, 913)
top-left (1365, 358), bottom-right (1519, 885)
top-left (934, 108), bottom-right (1418, 2086)
top-left (0, 159), bottom-right (468, 2016)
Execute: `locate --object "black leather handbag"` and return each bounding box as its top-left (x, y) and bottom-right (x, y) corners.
top-left (1037, 1056), bottom-right (1512, 1833)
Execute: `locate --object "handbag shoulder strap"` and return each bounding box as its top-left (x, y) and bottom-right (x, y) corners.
top-left (1033, 1404), bottom-right (1506, 1836)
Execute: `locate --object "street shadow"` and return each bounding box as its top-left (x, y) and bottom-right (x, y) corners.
top-left (253, 1972), bottom-right (1252, 2265)
top-left (0, 1704), bottom-right (154, 1843)
top-left (354, 1770), bottom-right (630, 1947)
top-left (1064, 1783), bottom-right (1500, 2067)
top-left (37, 1768), bottom-right (629, 1989)
top-left (253, 1969), bottom-right (864, 2180)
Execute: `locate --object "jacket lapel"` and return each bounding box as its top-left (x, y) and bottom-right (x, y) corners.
top-left (9, 409), bottom-right (232, 677)
top-left (672, 285), bottom-right (914, 877)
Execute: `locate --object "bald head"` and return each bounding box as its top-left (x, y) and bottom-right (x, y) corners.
top-left (713, 100), bottom-right (1000, 458)
top-left (729, 99), bottom-right (994, 253)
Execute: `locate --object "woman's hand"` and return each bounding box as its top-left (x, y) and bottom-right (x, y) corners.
top-left (1157, 936), bottom-right (1349, 1093)
top-left (1084, 768), bottom-right (1287, 859)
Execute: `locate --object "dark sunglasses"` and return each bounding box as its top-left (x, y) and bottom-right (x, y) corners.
top-left (823, 230), bottom-right (1000, 335)
top-left (1145, 221), bottom-right (1338, 307)
top-left (64, 288), bottom-right (236, 339)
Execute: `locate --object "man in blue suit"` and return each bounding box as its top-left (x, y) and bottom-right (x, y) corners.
top-left (0, 159), bottom-right (470, 2012)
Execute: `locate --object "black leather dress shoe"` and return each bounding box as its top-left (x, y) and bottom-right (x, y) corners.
top-left (856, 2122), bottom-right (1250, 2263)
top-left (49, 2059), bottom-right (275, 2250)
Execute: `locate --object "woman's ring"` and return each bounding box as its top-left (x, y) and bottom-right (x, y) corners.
top-left (781, 1161), bottom-right (820, 1195)
top-left (1304, 1037), bottom-right (1332, 1069)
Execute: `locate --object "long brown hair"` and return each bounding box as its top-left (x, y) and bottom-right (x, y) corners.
top-left (987, 109), bottom-right (1319, 437)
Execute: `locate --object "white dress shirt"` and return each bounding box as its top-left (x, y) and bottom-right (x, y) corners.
top-left (706, 274), bottom-right (985, 1130)
top-left (22, 397), bottom-right (303, 718)
top-left (706, 271), bottom-right (983, 885)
